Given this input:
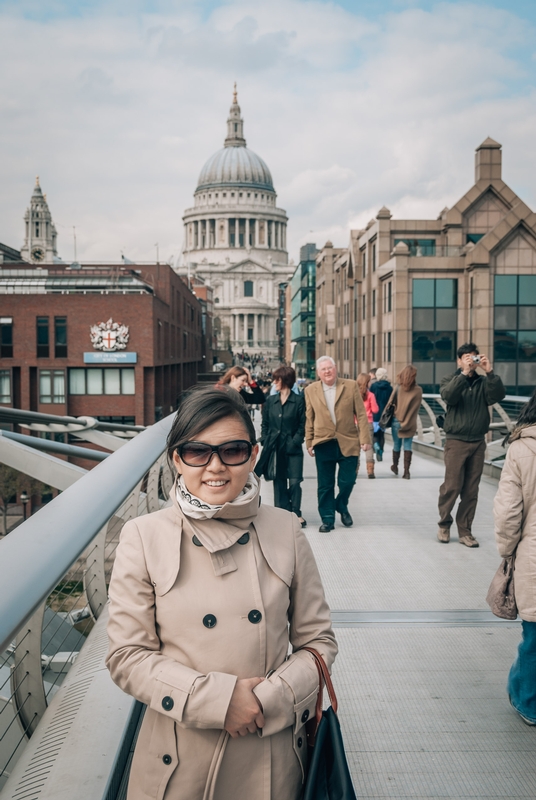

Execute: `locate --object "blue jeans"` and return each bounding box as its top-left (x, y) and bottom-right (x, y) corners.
top-left (391, 418), bottom-right (413, 452)
top-left (508, 620), bottom-right (536, 723)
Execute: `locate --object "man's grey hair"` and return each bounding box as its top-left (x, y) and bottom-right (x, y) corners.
top-left (316, 356), bottom-right (336, 369)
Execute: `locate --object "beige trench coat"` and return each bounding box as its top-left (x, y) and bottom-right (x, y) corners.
top-left (493, 425), bottom-right (536, 622)
top-left (106, 490), bottom-right (337, 800)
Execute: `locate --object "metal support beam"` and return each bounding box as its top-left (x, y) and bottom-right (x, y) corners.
top-left (1, 430), bottom-right (108, 462)
top-left (0, 433), bottom-right (87, 490)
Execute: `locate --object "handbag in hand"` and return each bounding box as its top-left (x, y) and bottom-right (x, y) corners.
top-left (379, 387), bottom-right (398, 430)
top-left (301, 647), bottom-right (357, 800)
top-left (486, 555), bottom-right (517, 620)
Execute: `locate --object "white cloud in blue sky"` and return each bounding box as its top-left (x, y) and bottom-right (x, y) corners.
top-left (0, 0), bottom-right (535, 263)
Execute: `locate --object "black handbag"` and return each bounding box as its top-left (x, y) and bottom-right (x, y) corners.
top-left (265, 447), bottom-right (277, 481)
top-left (301, 647), bottom-right (357, 800)
top-left (379, 387), bottom-right (398, 430)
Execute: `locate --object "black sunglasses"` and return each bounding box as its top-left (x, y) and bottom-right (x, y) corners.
top-left (177, 439), bottom-right (253, 467)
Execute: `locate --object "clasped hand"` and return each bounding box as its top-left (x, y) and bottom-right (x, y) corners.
top-left (224, 677), bottom-right (265, 738)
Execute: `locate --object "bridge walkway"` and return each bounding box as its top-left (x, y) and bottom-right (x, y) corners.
top-left (259, 438), bottom-right (536, 799)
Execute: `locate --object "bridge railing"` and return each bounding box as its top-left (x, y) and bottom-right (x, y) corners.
top-left (415, 393), bottom-right (530, 463)
top-left (0, 413), bottom-right (175, 793)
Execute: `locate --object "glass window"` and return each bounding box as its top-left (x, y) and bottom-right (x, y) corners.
top-left (519, 276), bottom-right (536, 306)
top-left (412, 332), bottom-right (435, 361)
top-left (435, 332), bottom-right (457, 361)
top-left (413, 280), bottom-right (434, 307)
top-left (518, 362), bottom-right (536, 389)
top-left (1, 318), bottom-right (13, 358)
top-left (495, 306), bottom-right (517, 330)
top-left (55, 317), bottom-right (67, 358)
top-left (494, 330), bottom-right (517, 361)
top-left (39, 371), bottom-right (52, 403)
top-left (37, 316), bottom-right (49, 358)
top-left (435, 279), bottom-right (457, 308)
top-left (122, 369), bottom-right (135, 394)
top-left (87, 369), bottom-right (103, 395)
top-left (0, 370), bottom-right (11, 403)
top-left (395, 238), bottom-right (436, 256)
top-left (244, 280), bottom-right (253, 297)
top-left (495, 362), bottom-right (516, 389)
top-left (435, 308), bottom-right (457, 330)
top-left (40, 370), bottom-right (64, 403)
top-left (413, 361), bottom-right (434, 384)
top-left (495, 275), bottom-right (517, 305)
top-left (69, 369), bottom-right (86, 394)
top-left (53, 371), bottom-right (65, 403)
top-left (466, 233), bottom-right (484, 244)
top-left (104, 369), bottom-right (121, 395)
top-left (412, 309), bottom-right (434, 331)
top-left (519, 306), bottom-right (536, 330)
top-left (518, 331), bottom-right (536, 360)
top-left (435, 361), bottom-right (456, 382)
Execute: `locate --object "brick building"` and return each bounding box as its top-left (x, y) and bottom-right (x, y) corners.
top-left (0, 261), bottom-right (205, 426)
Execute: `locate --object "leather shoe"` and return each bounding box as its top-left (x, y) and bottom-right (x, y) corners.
top-left (437, 527), bottom-right (450, 543)
top-left (459, 534), bottom-right (479, 548)
top-left (319, 522), bottom-right (334, 532)
top-left (340, 512), bottom-right (353, 527)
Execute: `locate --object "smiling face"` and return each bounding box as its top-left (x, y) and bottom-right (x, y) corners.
top-left (317, 359), bottom-right (337, 386)
top-left (172, 416), bottom-right (258, 504)
top-left (229, 374), bottom-right (248, 391)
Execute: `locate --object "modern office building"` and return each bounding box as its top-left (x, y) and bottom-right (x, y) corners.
top-left (315, 138), bottom-right (536, 394)
top-left (290, 243), bottom-right (318, 378)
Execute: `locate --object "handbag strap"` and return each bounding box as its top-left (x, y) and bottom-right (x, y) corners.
top-left (300, 647), bottom-right (338, 743)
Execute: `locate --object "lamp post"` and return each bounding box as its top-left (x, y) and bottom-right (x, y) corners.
top-left (20, 491), bottom-right (29, 521)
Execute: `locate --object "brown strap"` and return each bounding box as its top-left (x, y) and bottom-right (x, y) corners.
top-left (300, 647), bottom-right (338, 746)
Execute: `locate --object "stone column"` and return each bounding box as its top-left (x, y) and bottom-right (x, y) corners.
top-left (245, 218), bottom-right (250, 249)
top-left (253, 314), bottom-right (258, 346)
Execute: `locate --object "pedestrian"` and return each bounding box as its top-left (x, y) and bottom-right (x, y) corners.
top-left (106, 386), bottom-right (337, 800)
top-left (389, 365), bottom-right (422, 480)
top-left (369, 367), bottom-right (377, 385)
top-left (305, 356), bottom-right (371, 532)
top-left (256, 365), bottom-right (307, 527)
top-left (437, 342), bottom-right (505, 546)
top-left (218, 366), bottom-right (265, 408)
top-left (357, 373), bottom-right (379, 479)
top-left (493, 388), bottom-right (536, 726)
top-left (369, 367), bottom-right (392, 462)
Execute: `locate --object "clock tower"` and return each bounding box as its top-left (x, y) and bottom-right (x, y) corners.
top-left (20, 177), bottom-right (59, 264)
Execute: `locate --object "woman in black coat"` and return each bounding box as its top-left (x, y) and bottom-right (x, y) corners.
top-left (255, 365), bottom-right (306, 527)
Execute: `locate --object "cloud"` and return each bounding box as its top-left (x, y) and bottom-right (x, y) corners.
top-left (0, 0), bottom-right (535, 264)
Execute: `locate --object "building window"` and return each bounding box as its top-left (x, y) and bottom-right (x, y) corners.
top-left (0, 317), bottom-right (13, 358)
top-left (55, 317), bottom-right (67, 357)
top-left (372, 290), bottom-right (376, 317)
top-left (244, 280), bottom-right (253, 297)
top-left (394, 238), bottom-right (436, 257)
top-left (467, 233), bottom-right (484, 244)
top-left (383, 331), bottom-right (392, 363)
top-left (412, 278), bottom-right (458, 391)
top-left (343, 338), bottom-right (349, 360)
top-left (0, 369), bottom-right (11, 403)
top-left (372, 334), bottom-right (376, 363)
top-left (362, 336), bottom-right (366, 361)
top-left (372, 243), bottom-right (376, 272)
top-left (494, 275), bottom-right (536, 395)
top-left (362, 294), bottom-right (366, 321)
top-left (40, 370), bottom-right (65, 403)
top-left (37, 316), bottom-right (49, 357)
top-left (362, 250), bottom-right (366, 279)
top-left (384, 281), bottom-right (392, 313)
top-left (69, 368), bottom-right (135, 396)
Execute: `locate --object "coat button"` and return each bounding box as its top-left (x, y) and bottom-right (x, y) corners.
top-left (203, 614), bottom-right (217, 628)
top-left (297, 737), bottom-right (303, 748)
top-left (237, 532), bottom-right (250, 545)
top-left (162, 696), bottom-right (174, 711)
top-left (248, 609), bottom-right (262, 624)
top-left (162, 754), bottom-right (172, 765)
top-left (192, 535), bottom-right (203, 547)
top-left (301, 709), bottom-right (309, 723)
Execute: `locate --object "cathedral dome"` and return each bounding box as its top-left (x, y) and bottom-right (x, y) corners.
top-left (196, 146), bottom-right (273, 193)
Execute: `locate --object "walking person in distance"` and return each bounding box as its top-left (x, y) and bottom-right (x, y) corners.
top-left (437, 343), bottom-right (505, 546)
top-left (389, 365), bottom-right (422, 480)
top-left (256, 365), bottom-right (307, 527)
top-left (305, 356), bottom-right (371, 532)
top-left (493, 388), bottom-right (536, 725)
top-left (369, 367), bottom-right (392, 462)
top-left (357, 373), bottom-right (379, 479)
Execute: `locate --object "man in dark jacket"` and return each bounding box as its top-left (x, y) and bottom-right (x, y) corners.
top-left (437, 342), bottom-right (505, 547)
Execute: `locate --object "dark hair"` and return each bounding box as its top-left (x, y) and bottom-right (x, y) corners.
top-left (218, 366), bottom-right (247, 385)
top-left (397, 365), bottom-right (417, 391)
top-left (369, 367), bottom-right (377, 375)
top-left (515, 387), bottom-right (536, 428)
top-left (166, 386), bottom-right (256, 465)
top-left (272, 365), bottom-right (295, 390)
top-left (457, 342), bottom-right (479, 359)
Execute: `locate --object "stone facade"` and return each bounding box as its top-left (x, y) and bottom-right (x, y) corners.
top-left (179, 88), bottom-right (291, 358)
top-left (316, 138), bottom-right (536, 395)
top-left (20, 178), bottom-right (58, 264)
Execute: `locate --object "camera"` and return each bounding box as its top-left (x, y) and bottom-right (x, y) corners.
top-left (471, 355), bottom-right (481, 364)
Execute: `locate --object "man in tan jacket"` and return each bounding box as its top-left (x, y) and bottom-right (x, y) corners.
top-left (305, 356), bottom-right (371, 531)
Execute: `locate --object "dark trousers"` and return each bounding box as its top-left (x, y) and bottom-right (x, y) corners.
top-left (438, 438), bottom-right (486, 537)
top-left (273, 449), bottom-right (303, 517)
top-left (374, 427), bottom-right (385, 451)
top-left (314, 439), bottom-right (358, 525)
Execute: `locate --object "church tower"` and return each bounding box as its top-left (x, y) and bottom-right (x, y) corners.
top-left (20, 177), bottom-right (58, 264)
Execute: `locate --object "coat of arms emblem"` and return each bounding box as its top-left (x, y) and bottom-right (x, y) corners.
top-left (90, 318), bottom-right (129, 351)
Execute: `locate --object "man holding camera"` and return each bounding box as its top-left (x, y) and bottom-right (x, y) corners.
top-left (437, 343), bottom-right (505, 547)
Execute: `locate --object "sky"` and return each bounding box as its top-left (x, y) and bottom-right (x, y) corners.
top-left (1, 0), bottom-right (535, 266)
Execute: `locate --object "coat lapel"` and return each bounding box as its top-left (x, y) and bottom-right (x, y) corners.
top-left (335, 379), bottom-right (345, 405)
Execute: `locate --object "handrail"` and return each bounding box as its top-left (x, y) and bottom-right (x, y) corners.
top-left (0, 407), bottom-right (145, 432)
top-left (0, 430), bottom-right (109, 461)
top-left (0, 414), bottom-right (174, 655)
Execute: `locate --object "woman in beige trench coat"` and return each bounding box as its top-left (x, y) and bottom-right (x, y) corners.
top-left (493, 389), bottom-right (536, 726)
top-left (106, 386), bottom-right (338, 800)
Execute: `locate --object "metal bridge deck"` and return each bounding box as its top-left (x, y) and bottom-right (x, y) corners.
top-left (260, 440), bottom-right (536, 799)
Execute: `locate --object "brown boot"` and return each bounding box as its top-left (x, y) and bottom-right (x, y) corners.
top-left (367, 462), bottom-right (375, 479)
top-left (402, 451), bottom-right (412, 479)
top-left (390, 450), bottom-right (400, 476)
